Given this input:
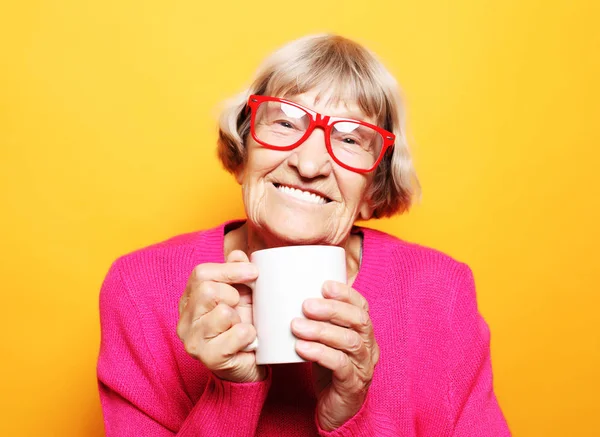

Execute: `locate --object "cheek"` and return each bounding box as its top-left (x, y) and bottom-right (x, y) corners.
top-left (244, 145), bottom-right (289, 178)
top-left (337, 173), bottom-right (371, 208)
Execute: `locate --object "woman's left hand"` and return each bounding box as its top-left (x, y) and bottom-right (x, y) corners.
top-left (291, 280), bottom-right (380, 431)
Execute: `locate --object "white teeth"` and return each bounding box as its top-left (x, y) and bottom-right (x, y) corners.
top-left (276, 185), bottom-right (327, 205)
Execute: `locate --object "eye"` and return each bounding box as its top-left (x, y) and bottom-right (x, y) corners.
top-left (343, 138), bottom-right (358, 145)
top-left (277, 120), bottom-right (294, 129)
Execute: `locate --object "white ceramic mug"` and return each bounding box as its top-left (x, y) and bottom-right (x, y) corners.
top-left (243, 245), bottom-right (347, 365)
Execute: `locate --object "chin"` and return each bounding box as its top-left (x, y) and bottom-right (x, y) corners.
top-left (263, 215), bottom-right (332, 246)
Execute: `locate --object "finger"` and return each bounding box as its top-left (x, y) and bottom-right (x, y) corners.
top-left (180, 280), bottom-right (236, 316)
top-left (191, 262), bottom-right (258, 285)
top-left (179, 288), bottom-right (190, 316)
top-left (233, 283), bottom-right (254, 325)
top-left (225, 251), bottom-right (257, 324)
top-left (178, 296), bottom-right (238, 344)
top-left (295, 340), bottom-right (354, 382)
top-left (302, 298), bottom-right (371, 336)
top-left (226, 250), bottom-right (256, 315)
top-left (196, 303), bottom-right (242, 339)
top-left (186, 281), bottom-right (241, 318)
top-left (207, 322), bottom-right (257, 360)
top-left (226, 249), bottom-right (251, 264)
top-left (291, 318), bottom-right (369, 363)
top-left (322, 281), bottom-right (369, 313)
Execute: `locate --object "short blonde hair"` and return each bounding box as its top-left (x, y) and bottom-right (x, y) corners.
top-left (217, 34), bottom-right (421, 217)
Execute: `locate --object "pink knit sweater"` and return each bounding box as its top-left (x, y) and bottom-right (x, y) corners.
top-left (97, 221), bottom-right (510, 436)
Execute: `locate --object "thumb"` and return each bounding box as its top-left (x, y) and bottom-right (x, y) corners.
top-left (227, 249), bottom-right (250, 264)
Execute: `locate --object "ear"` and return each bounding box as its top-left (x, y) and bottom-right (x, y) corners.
top-left (358, 197), bottom-right (374, 221)
top-left (234, 165), bottom-right (245, 185)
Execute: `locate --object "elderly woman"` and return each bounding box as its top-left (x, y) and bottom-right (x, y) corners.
top-left (97, 34), bottom-right (510, 436)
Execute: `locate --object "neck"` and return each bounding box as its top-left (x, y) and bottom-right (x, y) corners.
top-left (223, 221), bottom-right (362, 284)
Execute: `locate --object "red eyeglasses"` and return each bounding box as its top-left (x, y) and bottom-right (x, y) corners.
top-left (246, 95), bottom-right (395, 173)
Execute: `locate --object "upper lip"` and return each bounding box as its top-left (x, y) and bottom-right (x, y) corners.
top-left (272, 182), bottom-right (332, 202)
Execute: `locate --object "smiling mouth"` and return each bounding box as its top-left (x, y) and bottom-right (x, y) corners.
top-left (272, 183), bottom-right (331, 205)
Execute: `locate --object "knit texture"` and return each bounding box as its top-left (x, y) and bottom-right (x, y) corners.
top-left (97, 220), bottom-right (511, 436)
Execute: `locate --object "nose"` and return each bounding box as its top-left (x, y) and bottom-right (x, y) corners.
top-left (286, 127), bottom-right (332, 178)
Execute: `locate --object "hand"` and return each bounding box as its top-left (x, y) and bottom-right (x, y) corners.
top-left (177, 250), bottom-right (266, 383)
top-left (291, 281), bottom-right (380, 431)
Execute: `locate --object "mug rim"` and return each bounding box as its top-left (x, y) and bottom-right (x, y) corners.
top-left (250, 245), bottom-right (345, 257)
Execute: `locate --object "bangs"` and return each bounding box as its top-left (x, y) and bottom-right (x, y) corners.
top-left (262, 39), bottom-right (389, 126)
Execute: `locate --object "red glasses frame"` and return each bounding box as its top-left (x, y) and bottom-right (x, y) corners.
top-left (246, 94), bottom-right (395, 174)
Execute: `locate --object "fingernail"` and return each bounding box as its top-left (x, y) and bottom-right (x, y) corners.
top-left (296, 340), bottom-right (313, 352)
top-left (292, 318), bottom-right (311, 333)
top-left (304, 299), bottom-right (320, 312)
top-left (323, 281), bottom-right (337, 297)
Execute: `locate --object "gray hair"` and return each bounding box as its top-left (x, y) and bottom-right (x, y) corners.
top-left (217, 34), bottom-right (421, 217)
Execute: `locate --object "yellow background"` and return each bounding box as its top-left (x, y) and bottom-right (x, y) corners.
top-left (1, 1), bottom-right (598, 435)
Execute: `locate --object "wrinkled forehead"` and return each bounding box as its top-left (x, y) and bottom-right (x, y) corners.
top-left (277, 90), bottom-right (377, 125)
top-left (265, 78), bottom-right (385, 126)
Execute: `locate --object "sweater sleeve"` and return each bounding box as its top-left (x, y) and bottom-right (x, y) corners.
top-left (448, 264), bottom-right (511, 436)
top-left (315, 393), bottom-right (401, 437)
top-left (315, 263), bottom-right (511, 437)
top-left (97, 259), bottom-right (271, 437)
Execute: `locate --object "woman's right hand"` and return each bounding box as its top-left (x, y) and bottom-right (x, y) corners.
top-left (177, 250), bottom-right (265, 383)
